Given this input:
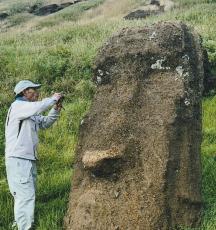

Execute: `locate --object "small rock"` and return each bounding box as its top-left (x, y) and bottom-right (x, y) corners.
top-left (33, 4), bottom-right (63, 16)
top-left (124, 10), bottom-right (151, 20)
top-left (0, 12), bottom-right (9, 20)
top-left (28, 4), bottom-right (40, 13)
top-left (150, 0), bottom-right (160, 6)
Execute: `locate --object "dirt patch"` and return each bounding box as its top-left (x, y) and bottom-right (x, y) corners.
top-left (64, 21), bottom-right (204, 229)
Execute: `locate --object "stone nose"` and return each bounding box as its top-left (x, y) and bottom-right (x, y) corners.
top-left (82, 145), bottom-right (125, 171)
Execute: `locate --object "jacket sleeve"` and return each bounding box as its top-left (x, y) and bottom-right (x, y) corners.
top-left (14, 98), bottom-right (56, 120)
top-left (36, 108), bottom-right (60, 129)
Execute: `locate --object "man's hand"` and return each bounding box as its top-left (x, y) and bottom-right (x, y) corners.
top-left (52, 93), bottom-right (62, 102)
top-left (51, 92), bottom-right (65, 112)
top-left (53, 102), bottom-right (63, 112)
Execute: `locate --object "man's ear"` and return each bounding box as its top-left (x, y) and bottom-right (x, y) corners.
top-left (22, 89), bottom-right (27, 96)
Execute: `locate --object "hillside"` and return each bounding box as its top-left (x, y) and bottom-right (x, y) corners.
top-left (0, 0), bottom-right (216, 229)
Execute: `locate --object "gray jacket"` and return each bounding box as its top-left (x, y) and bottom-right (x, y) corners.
top-left (5, 97), bottom-right (60, 160)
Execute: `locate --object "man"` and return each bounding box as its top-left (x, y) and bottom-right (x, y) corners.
top-left (5, 80), bottom-right (63, 230)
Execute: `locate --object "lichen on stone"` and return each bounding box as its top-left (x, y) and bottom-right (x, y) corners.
top-left (176, 66), bottom-right (184, 77)
top-left (151, 58), bottom-right (170, 70)
top-left (96, 76), bottom-right (102, 84)
top-left (149, 31), bottom-right (157, 40)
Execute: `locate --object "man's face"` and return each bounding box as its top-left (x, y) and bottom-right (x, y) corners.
top-left (23, 88), bottom-right (40, 102)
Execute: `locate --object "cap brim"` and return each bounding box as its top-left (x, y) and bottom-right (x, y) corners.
top-left (30, 84), bottom-right (41, 88)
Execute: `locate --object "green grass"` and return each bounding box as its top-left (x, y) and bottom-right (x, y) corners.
top-left (0, 0), bottom-right (216, 229)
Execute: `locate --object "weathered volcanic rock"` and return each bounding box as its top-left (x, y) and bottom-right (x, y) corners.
top-left (30, 1), bottom-right (83, 16)
top-left (150, 0), bottom-right (160, 6)
top-left (0, 12), bottom-right (9, 20)
top-left (32, 4), bottom-right (63, 16)
top-left (65, 22), bottom-right (204, 230)
top-left (28, 4), bottom-right (40, 14)
top-left (124, 4), bottom-right (164, 20)
top-left (124, 9), bottom-right (152, 20)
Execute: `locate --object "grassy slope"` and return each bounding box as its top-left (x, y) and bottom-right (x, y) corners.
top-left (0, 0), bottom-right (216, 229)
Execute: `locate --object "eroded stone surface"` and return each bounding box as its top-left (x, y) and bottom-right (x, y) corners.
top-left (65, 21), bottom-right (204, 230)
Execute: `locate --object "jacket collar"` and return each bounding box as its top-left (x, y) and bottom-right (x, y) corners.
top-left (15, 96), bottom-right (29, 101)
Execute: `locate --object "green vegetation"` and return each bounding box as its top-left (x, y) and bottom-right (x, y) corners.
top-left (0, 0), bottom-right (216, 229)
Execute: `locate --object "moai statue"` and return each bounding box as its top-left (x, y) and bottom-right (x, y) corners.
top-left (65, 22), bottom-right (204, 230)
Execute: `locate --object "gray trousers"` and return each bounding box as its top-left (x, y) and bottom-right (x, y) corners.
top-left (5, 157), bottom-right (37, 230)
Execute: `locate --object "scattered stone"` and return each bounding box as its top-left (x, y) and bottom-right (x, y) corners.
top-left (64, 22), bottom-right (204, 229)
top-left (32, 4), bottom-right (63, 16)
top-left (150, 0), bottom-right (160, 6)
top-left (30, 1), bottom-right (83, 16)
top-left (124, 0), bottom-right (175, 20)
top-left (124, 10), bottom-right (152, 20)
top-left (28, 4), bottom-right (40, 13)
top-left (124, 4), bottom-right (164, 20)
top-left (0, 12), bottom-right (9, 20)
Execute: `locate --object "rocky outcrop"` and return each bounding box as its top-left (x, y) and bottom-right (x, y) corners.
top-left (29, 1), bottom-right (83, 16)
top-left (124, 3), bottom-right (164, 20)
top-left (64, 21), bottom-right (204, 230)
top-left (124, 9), bottom-right (159, 20)
top-left (33, 4), bottom-right (62, 16)
top-left (0, 12), bottom-right (9, 20)
top-left (124, 0), bottom-right (175, 20)
top-left (150, 0), bottom-right (160, 6)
